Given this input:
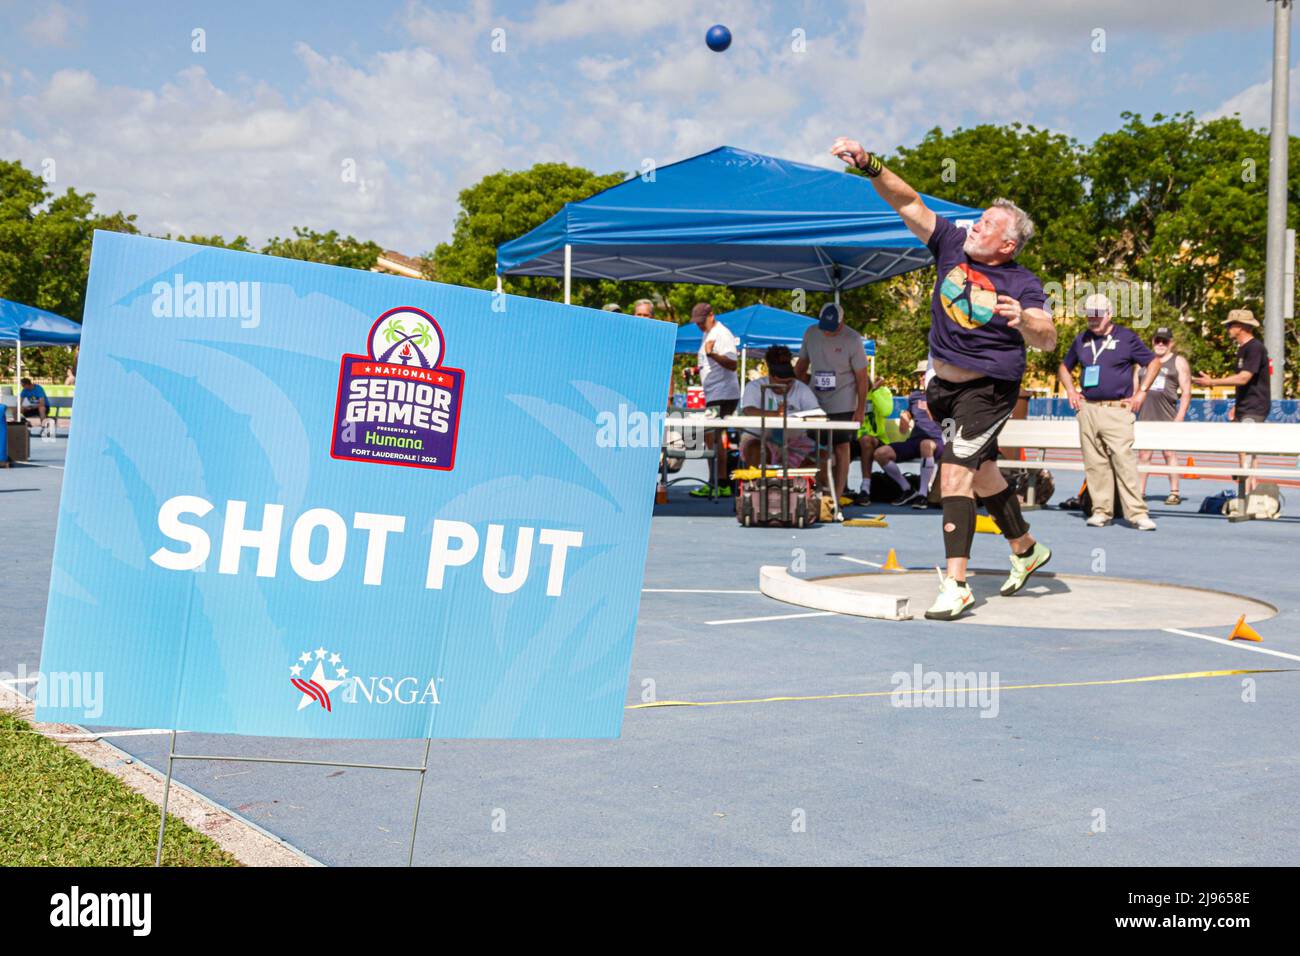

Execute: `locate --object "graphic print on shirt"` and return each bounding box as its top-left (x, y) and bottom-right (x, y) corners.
top-left (939, 263), bottom-right (997, 330)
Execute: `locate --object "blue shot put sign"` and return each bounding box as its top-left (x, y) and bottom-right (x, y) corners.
top-left (36, 233), bottom-right (675, 740)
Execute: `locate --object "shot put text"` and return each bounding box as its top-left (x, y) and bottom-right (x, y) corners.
top-left (149, 496), bottom-right (584, 595)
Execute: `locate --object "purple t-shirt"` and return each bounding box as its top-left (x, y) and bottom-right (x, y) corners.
top-left (1063, 325), bottom-right (1155, 401)
top-left (927, 216), bottom-right (1047, 382)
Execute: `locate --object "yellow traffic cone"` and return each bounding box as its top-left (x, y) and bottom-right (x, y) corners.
top-left (882, 548), bottom-right (903, 571)
top-left (974, 514), bottom-right (1002, 534)
top-left (1228, 615), bottom-right (1262, 642)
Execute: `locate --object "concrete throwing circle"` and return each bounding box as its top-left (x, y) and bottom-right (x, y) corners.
top-left (759, 566), bottom-right (1276, 628)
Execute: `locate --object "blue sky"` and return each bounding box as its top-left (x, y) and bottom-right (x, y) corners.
top-left (0, 0), bottom-right (1293, 254)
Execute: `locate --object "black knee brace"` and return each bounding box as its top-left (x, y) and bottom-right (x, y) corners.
top-left (941, 496), bottom-right (977, 560)
top-left (980, 485), bottom-right (1030, 540)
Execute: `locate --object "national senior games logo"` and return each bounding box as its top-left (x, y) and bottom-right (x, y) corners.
top-left (940, 263), bottom-right (998, 330)
top-left (330, 307), bottom-right (465, 470)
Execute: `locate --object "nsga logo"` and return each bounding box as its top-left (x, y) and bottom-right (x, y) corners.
top-left (289, 648), bottom-right (443, 713)
top-left (331, 307), bottom-right (465, 470)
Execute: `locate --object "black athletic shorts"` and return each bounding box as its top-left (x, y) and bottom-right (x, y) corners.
top-left (924, 375), bottom-right (1019, 468)
top-left (814, 410), bottom-right (857, 447)
top-left (706, 398), bottom-right (738, 417)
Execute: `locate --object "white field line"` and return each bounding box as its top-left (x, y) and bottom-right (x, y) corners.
top-left (1163, 628), bottom-right (1300, 664)
top-left (706, 610), bottom-right (839, 626)
top-left (837, 555), bottom-right (884, 568)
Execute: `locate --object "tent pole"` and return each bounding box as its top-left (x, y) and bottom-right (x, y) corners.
top-left (15, 339), bottom-right (21, 395)
top-left (563, 245), bottom-right (572, 305)
top-left (741, 347), bottom-right (747, 384)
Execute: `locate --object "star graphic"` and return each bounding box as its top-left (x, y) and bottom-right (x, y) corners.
top-left (329, 653), bottom-right (341, 665)
top-left (299, 652), bottom-right (312, 664)
top-left (290, 664), bottom-right (302, 677)
top-left (296, 659), bottom-right (349, 712)
top-left (315, 647), bottom-right (327, 660)
top-left (336, 666), bottom-right (349, 679)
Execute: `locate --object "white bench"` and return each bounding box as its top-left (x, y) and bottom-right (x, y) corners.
top-left (998, 419), bottom-right (1300, 518)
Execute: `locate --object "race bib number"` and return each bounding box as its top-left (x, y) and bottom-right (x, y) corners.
top-left (1082, 366), bottom-right (1100, 388)
top-left (1152, 371), bottom-right (1167, 391)
top-left (813, 370), bottom-right (836, 391)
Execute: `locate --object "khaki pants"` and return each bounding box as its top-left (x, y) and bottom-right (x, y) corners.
top-left (1077, 402), bottom-right (1148, 520)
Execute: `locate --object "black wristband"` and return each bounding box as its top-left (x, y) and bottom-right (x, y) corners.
top-left (857, 152), bottom-right (883, 178)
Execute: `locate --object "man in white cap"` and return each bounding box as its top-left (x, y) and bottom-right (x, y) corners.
top-left (1193, 308), bottom-right (1272, 492)
top-left (1059, 293), bottom-right (1163, 530)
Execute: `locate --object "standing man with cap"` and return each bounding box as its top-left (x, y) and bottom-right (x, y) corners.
top-left (690, 302), bottom-right (741, 498)
top-left (1059, 293), bottom-right (1161, 530)
top-left (1193, 309), bottom-right (1272, 492)
top-left (1137, 326), bottom-right (1191, 505)
top-left (830, 135), bottom-right (1055, 621)
top-left (795, 302), bottom-right (869, 510)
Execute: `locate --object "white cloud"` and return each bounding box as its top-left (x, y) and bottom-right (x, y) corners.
top-left (2, 47), bottom-right (531, 254)
top-left (0, 0), bottom-right (1281, 261)
top-left (1203, 67), bottom-right (1300, 130)
top-left (23, 2), bottom-right (86, 48)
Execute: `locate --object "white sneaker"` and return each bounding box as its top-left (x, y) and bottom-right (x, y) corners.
top-left (924, 573), bottom-right (974, 621)
top-left (1132, 514), bottom-right (1158, 531)
top-left (1085, 512), bottom-right (1111, 527)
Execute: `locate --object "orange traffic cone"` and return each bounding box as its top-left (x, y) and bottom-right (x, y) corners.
top-left (1228, 615), bottom-right (1262, 642)
top-left (1185, 456), bottom-right (1200, 481)
top-left (882, 548), bottom-right (903, 571)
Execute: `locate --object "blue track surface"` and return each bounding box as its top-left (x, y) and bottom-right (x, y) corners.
top-left (4, 438), bottom-right (1298, 866)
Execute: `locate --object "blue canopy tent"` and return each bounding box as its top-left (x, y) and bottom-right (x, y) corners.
top-left (496, 145), bottom-right (984, 302)
top-left (674, 302), bottom-right (877, 380)
top-left (0, 299), bottom-right (82, 395)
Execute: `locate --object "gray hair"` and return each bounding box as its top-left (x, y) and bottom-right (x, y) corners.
top-left (632, 298), bottom-right (654, 312)
top-left (990, 198), bottom-right (1036, 254)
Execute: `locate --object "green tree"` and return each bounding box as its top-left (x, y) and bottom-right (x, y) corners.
top-left (0, 159), bottom-right (138, 322)
top-left (884, 122), bottom-right (1089, 280)
top-left (429, 163), bottom-right (680, 312)
top-left (172, 233), bottom-right (253, 251)
top-left (0, 159), bottom-right (137, 381)
top-left (261, 227), bottom-right (381, 270)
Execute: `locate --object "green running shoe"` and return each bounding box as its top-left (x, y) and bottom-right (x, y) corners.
top-left (924, 573), bottom-right (974, 621)
top-left (1000, 541), bottom-right (1051, 596)
top-left (688, 484), bottom-right (732, 498)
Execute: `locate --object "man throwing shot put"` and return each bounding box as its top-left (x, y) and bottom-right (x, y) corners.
top-left (831, 136), bottom-right (1056, 620)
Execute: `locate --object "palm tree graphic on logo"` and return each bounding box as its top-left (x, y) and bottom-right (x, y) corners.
top-left (376, 315), bottom-right (436, 366)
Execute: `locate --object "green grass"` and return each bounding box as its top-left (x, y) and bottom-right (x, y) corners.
top-left (0, 710), bottom-right (241, 866)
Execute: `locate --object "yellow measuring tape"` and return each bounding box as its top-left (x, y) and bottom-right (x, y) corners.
top-left (627, 668), bottom-right (1291, 710)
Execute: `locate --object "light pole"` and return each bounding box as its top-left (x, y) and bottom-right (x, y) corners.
top-left (1265, 0), bottom-right (1291, 399)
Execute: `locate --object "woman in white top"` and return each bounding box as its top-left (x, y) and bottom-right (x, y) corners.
top-left (1137, 327), bottom-right (1191, 505)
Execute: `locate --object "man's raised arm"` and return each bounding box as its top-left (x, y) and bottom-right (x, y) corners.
top-left (830, 137), bottom-right (937, 244)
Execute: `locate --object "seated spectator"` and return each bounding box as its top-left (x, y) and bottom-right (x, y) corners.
top-left (20, 378), bottom-right (48, 429)
top-left (850, 376), bottom-right (895, 505)
top-left (875, 360), bottom-right (944, 508)
top-left (739, 346), bottom-right (820, 468)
